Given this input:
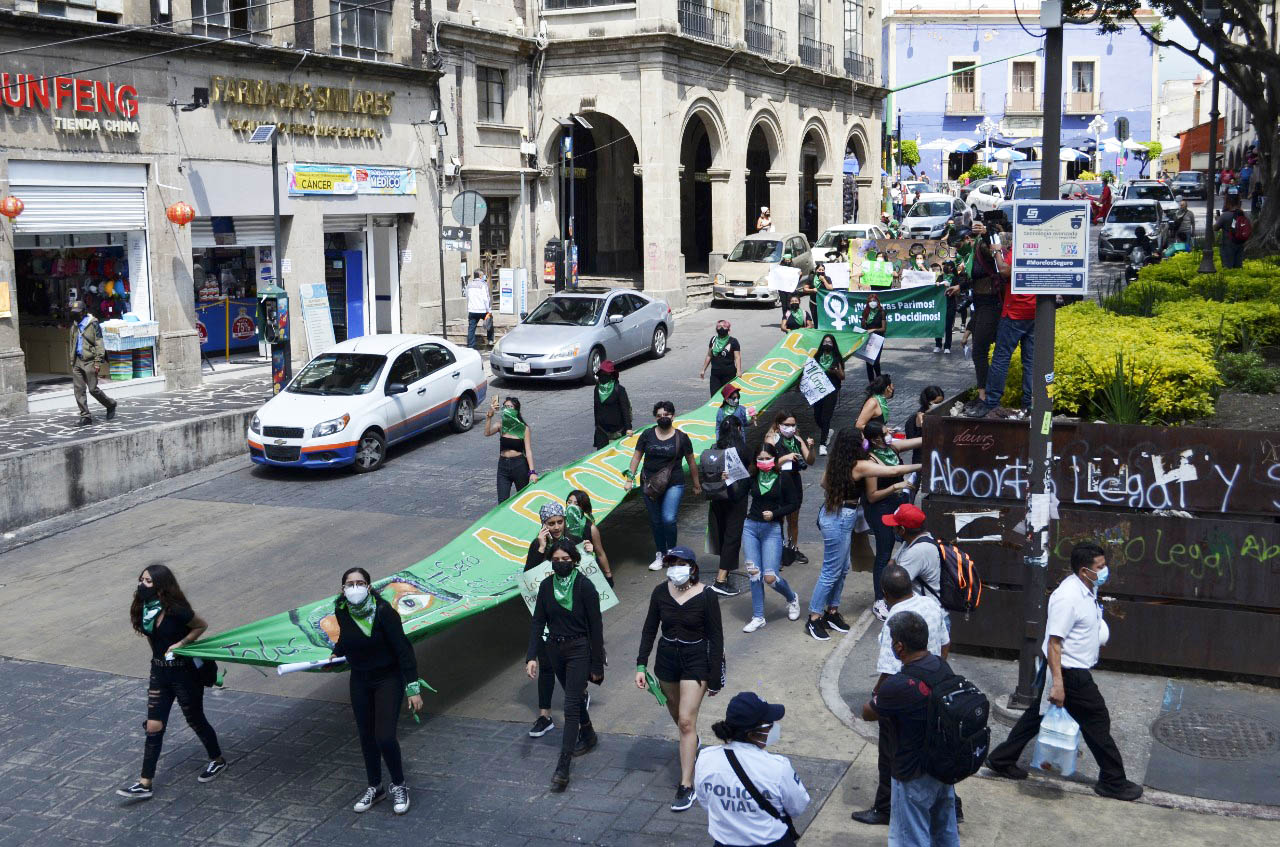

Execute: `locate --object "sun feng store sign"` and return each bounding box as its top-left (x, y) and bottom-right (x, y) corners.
top-left (0, 71), bottom-right (140, 134)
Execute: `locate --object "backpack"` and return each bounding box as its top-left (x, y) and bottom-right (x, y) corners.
top-left (910, 536), bottom-right (983, 616)
top-left (699, 448), bottom-right (730, 500)
top-left (902, 661), bottom-right (991, 785)
top-left (1230, 211), bottom-right (1252, 243)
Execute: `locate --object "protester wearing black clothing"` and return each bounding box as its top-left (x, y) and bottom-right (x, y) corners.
top-left (859, 294), bottom-right (887, 380)
top-left (331, 567), bottom-right (423, 816)
top-left (485, 395), bottom-right (538, 501)
top-left (707, 415), bottom-right (751, 597)
top-left (636, 547), bottom-right (724, 812)
top-left (592, 359), bottom-right (633, 448)
top-left (960, 221), bottom-right (1002, 401)
top-left (118, 565), bottom-right (225, 801)
top-left (905, 386), bottom-right (944, 467)
top-left (809, 333), bottom-right (845, 455)
top-left (525, 541), bottom-right (605, 791)
top-left (933, 261), bottom-right (960, 353)
top-left (627, 401), bottom-right (702, 570)
top-left (525, 502), bottom-right (584, 738)
top-left (701, 320), bottom-right (742, 398)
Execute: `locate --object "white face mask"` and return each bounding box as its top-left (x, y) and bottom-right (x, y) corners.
top-left (343, 585), bottom-right (370, 605)
top-left (764, 722), bottom-right (781, 746)
top-left (666, 565), bottom-right (692, 587)
top-left (779, 425), bottom-right (797, 438)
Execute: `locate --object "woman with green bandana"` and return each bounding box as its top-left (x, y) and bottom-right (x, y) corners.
top-left (524, 502), bottom-right (583, 739)
top-left (861, 421), bottom-right (922, 621)
top-left (525, 540), bottom-right (605, 792)
top-left (779, 294), bottom-right (812, 333)
top-left (592, 359), bottom-right (633, 448)
top-left (856, 373), bottom-right (895, 431)
top-left (485, 394), bottom-right (538, 502)
top-left (740, 443), bottom-right (802, 634)
top-left (764, 410), bottom-right (815, 565)
top-left (331, 566), bottom-right (423, 816)
top-left (700, 320), bottom-right (742, 398)
top-left (809, 333), bottom-right (845, 455)
top-left (859, 294), bottom-right (887, 380)
top-left (714, 382), bottom-right (754, 445)
top-left (117, 565), bottom-right (225, 801)
top-left (567, 489), bottom-right (613, 585)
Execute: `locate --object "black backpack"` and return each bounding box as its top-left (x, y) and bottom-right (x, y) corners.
top-left (901, 661), bottom-right (990, 785)
top-left (699, 448), bottom-right (730, 500)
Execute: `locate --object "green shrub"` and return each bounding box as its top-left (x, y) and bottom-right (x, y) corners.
top-left (1104, 280), bottom-right (1192, 316)
top-left (1217, 351), bottom-right (1280, 394)
top-left (1087, 352), bottom-right (1158, 424)
top-left (1136, 255), bottom-right (1280, 303)
top-left (1154, 299), bottom-right (1280, 346)
top-left (965, 164), bottom-right (995, 181)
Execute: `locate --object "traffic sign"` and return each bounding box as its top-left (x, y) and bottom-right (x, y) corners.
top-left (442, 226), bottom-right (472, 252)
top-left (1010, 201), bottom-right (1090, 295)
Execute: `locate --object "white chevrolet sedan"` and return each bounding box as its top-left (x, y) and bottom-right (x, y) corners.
top-left (247, 334), bottom-right (486, 472)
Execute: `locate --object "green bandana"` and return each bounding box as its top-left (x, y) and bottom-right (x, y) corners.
top-left (501, 407), bottom-right (526, 438)
top-left (553, 569), bottom-right (578, 611)
top-left (782, 436), bottom-right (801, 457)
top-left (818, 351), bottom-right (835, 370)
top-left (872, 445), bottom-right (900, 466)
top-left (757, 469), bottom-right (779, 494)
top-left (788, 308), bottom-right (804, 326)
top-left (403, 676), bottom-right (439, 723)
top-left (565, 504), bottom-right (589, 540)
top-left (710, 333), bottom-right (730, 356)
top-left (876, 394), bottom-right (889, 422)
top-left (141, 600), bottom-right (162, 634)
top-left (346, 593), bottom-right (377, 637)
top-left (596, 379), bottom-right (616, 403)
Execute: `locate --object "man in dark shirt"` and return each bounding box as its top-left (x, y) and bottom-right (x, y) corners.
top-left (861, 611), bottom-right (960, 847)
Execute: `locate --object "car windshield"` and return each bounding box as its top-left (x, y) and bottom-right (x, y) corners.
top-left (1012, 183), bottom-right (1042, 199)
top-left (908, 201), bottom-right (953, 217)
top-left (728, 239), bottom-right (784, 262)
top-left (1130, 185), bottom-right (1171, 200)
top-left (815, 230), bottom-right (861, 247)
top-left (524, 296), bottom-right (603, 326)
top-left (288, 353), bottom-right (386, 396)
top-left (1174, 173), bottom-right (1200, 183)
top-left (1109, 205), bottom-right (1157, 224)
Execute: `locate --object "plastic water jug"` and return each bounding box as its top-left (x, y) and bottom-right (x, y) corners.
top-left (1030, 706), bottom-right (1081, 777)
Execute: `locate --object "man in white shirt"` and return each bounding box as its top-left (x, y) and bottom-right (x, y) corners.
top-left (986, 543), bottom-right (1143, 801)
top-left (465, 270), bottom-right (493, 349)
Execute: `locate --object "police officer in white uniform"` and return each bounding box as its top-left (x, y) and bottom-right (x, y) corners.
top-left (985, 542), bottom-right (1144, 801)
top-left (695, 692), bottom-right (809, 847)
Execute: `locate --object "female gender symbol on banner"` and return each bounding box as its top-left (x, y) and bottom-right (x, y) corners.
top-left (823, 290), bottom-right (851, 330)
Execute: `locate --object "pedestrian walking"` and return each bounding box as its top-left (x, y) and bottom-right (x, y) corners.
top-left (852, 565), bottom-right (955, 828)
top-left (715, 383), bottom-right (754, 443)
top-left (566, 490), bottom-right (613, 583)
top-left (627, 400), bottom-right (702, 570)
top-left (860, 611), bottom-right (961, 846)
top-left (904, 386), bottom-right (944, 467)
top-left (525, 540), bottom-right (605, 792)
top-left (592, 359), bottom-right (633, 448)
top-left (465, 270), bottom-right (493, 349)
top-left (740, 442), bottom-right (801, 633)
top-left (635, 546), bottom-right (725, 812)
top-left (486, 395), bottom-right (538, 501)
top-left (1217, 193), bottom-right (1250, 270)
top-left (855, 373), bottom-right (895, 431)
top-left (524, 503), bottom-right (585, 738)
top-left (986, 543), bottom-right (1144, 802)
top-left (68, 300), bottom-right (117, 425)
top-left (706, 414), bottom-right (751, 597)
top-left (863, 420), bottom-right (921, 619)
top-left (859, 293), bottom-right (887, 380)
top-left (117, 565), bottom-right (225, 800)
top-left (805, 428), bottom-right (865, 641)
top-left (701, 320), bottom-right (742, 398)
top-left (331, 567), bottom-right (424, 815)
top-left (780, 294), bottom-right (811, 333)
top-left (695, 692), bottom-right (809, 847)
top-left (810, 333), bottom-right (845, 455)
top-left (764, 411), bottom-right (815, 566)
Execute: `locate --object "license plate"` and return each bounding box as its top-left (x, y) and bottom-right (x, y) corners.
top-left (514, 362), bottom-right (531, 374)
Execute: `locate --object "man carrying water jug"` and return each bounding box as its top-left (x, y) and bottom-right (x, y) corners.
top-left (985, 543), bottom-right (1144, 801)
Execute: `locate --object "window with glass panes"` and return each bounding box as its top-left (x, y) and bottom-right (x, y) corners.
top-left (477, 67), bottom-right (506, 123)
top-left (1071, 61), bottom-right (1095, 92)
top-left (843, 0), bottom-right (863, 52)
top-left (330, 0), bottom-right (392, 62)
top-left (189, 0), bottom-right (266, 38)
top-left (951, 61), bottom-right (976, 93)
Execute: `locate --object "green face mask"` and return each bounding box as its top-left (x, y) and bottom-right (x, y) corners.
top-left (564, 504), bottom-right (588, 539)
top-left (501, 407), bottom-right (526, 437)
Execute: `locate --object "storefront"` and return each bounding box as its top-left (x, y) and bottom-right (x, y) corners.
top-left (191, 217), bottom-right (274, 359)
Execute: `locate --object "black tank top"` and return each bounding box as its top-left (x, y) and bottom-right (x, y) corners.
top-left (500, 434), bottom-right (524, 453)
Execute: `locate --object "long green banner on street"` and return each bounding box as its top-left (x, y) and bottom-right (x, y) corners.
top-left (177, 328), bottom-right (867, 670)
top-left (818, 287), bottom-right (946, 337)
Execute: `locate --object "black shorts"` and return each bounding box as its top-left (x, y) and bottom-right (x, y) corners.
top-left (655, 639), bottom-right (709, 684)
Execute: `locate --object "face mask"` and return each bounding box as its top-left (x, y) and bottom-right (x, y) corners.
top-left (136, 583), bottom-right (157, 602)
top-left (656, 416), bottom-right (673, 430)
top-left (343, 585), bottom-right (370, 605)
top-left (597, 372), bottom-right (613, 382)
top-left (756, 458), bottom-right (775, 472)
top-left (779, 425), bottom-right (797, 438)
top-left (552, 560), bottom-right (576, 578)
top-left (789, 302), bottom-right (800, 310)
top-left (869, 299), bottom-right (879, 308)
top-left (716, 327), bottom-right (728, 337)
top-left (1093, 566), bottom-right (1109, 587)
top-left (764, 722), bottom-right (781, 746)
top-left (666, 565), bottom-right (692, 586)
top-left (725, 396), bottom-right (739, 408)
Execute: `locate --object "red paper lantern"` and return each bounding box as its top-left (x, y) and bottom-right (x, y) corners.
top-left (166, 201), bottom-right (195, 228)
top-left (0, 196), bottom-right (23, 219)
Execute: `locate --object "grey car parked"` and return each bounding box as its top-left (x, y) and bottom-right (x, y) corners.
top-left (489, 288), bottom-right (674, 383)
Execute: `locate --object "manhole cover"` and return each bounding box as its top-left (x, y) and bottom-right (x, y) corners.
top-left (1151, 710), bottom-right (1279, 760)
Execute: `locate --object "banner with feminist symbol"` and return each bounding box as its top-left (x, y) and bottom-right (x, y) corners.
top-left (818, 287), bottom-right (946, 338)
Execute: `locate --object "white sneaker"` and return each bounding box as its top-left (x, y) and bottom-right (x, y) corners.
top-left (872, 599), bottom-right (890, 621)
top-left (742, 616), bottom-right (767, 633)
top-left (818, 444), bottom-right (828, 456)
top-left (933, 345), bottom-right (942, 353)
top-left (648, 552), bottom-right (665, 571)
top-left (787, 599), bottom-right (801, 621)
top-left (353, 785), bottom-right (385, 813)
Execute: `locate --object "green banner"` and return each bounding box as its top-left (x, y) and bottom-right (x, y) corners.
top-left (818, 287), bottom-right (946, 338)
top-left (178, 329), bottom-right (866, 671)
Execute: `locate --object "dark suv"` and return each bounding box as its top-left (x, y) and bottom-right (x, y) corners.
top-left (1171, 171), bottom-right (1208, 200)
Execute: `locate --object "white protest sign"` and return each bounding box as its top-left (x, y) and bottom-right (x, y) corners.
top-left (824, 263), bottom-right (851, 290)
top-left (518, 548), bottom-right (618, 615)
top-left (723, 448), bottom-right (751, 486)
top-left (798, 358), bottom-right (836, 405)
top-left (767, 265), bottom-right (801, 292)
top-left (901, 270), bottom-right (938, 288)
top-left (854, 331), bottom-right (885, 363)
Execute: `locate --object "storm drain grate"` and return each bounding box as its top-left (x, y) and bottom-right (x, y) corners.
top-left (1151, 710), bottom-right (1279, 761)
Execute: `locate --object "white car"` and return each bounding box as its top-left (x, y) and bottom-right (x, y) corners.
top-left (247, 334), bottom-right (486, 473)
top-left (968, 181), bottom-right (1006, 216)
top-left (813, 223), bottom-right (890, 260)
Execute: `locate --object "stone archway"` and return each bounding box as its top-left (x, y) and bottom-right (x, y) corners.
top-left (680, 113), bottom-right (717, 272)
top-left (845, 127), bottom-right (874, 223)
top-left (746, 114), bottom-right (782, 233)
top-left (799, 123), bottom-right (830, 241)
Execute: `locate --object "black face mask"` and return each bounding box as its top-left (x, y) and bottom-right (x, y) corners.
top-left (656, 417), bottom-right (674, 430)
top-left (597, 373), bottom-right (613, 382)
top-left (136, 584), bottom-right (157, 602)
top-left (716, 328), bottom-right (728, 337)
top-left (552, 561), bottom-right (575, 578)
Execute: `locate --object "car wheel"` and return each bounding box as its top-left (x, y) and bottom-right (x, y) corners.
top-left (583, 346), bottom-right (605, 385)
top-left (450, 394), bottom-right (475, 433)
top-left (352, 429), bottom-right (386, 473)
top-left (650, 325), bottom-right (668, 359)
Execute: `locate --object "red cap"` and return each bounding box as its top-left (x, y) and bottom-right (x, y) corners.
top-left (720, 382), bottom-right (740, 399)
top-left (597, 359), bottom-right (617, 375)
top-left (882, 503), bottom-right (926, 530)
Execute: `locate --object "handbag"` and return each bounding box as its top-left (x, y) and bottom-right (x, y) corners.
top-left (642, 462), bottom-right (675, 499)
top-left (723, 749), bottom-right (800, 842)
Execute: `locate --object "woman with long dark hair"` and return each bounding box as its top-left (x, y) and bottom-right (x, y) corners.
top-left (810, 333), bottom-right (845, 455)
top-left (331, 567), bottom-right (423, 815)
top-left (566, 489), bottom-right (613, 584)
top-left (862, 421), bottom-right (922, 620)
top-left (740, 442), bottom-right (801, 633)
top-left (627, 400), bottom-right (702, 570)
top-left (860, 293), bottom-right (887, 380)
top-left (764, 410), bottom-right (815, 566)
top-left (905, 385), bottom-right (944, 467)
top-left (856, 373), bottom-right (895, 431)
top-left (635, 547), bottom-right (724, 812)
top-left (707, 414), bottom-right (751, 597)
top-left (486, 395), bottom-right (538, 502)
top-left (117, 565), bottom-right (225, 800)
top-left (526, 540), bottom-right (605, 792)
top-left (805, 429), bottom-right (865, 641)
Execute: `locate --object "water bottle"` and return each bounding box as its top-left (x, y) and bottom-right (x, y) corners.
top-left (745, 560), bottom-right (761, 583)
top-left (1030, 705), bottom-right (1081, 777)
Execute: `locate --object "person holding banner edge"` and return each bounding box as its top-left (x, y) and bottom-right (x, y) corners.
top-left (859, 294), bottom-right (886, 380)
top-left (525, 502), bottom-right (584, 739)
top-left (809, 333), bottom-right (844, 456)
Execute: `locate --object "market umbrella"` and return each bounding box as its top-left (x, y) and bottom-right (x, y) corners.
top-left (918, 139), bottom-right (956, 180)
top-left (1011, 136), bottom-right (1042, 151)
top-left (1099, 137), bottom-right (1124, 154)
top-left (992, 147), bottom-right (1028, 162)
top-left (1064, 135), bottom-right (1097, 152)
top-left (1123, 138), bottom-right (1147, 151)
top-left (1059, 148), bottom-right (1090, 162)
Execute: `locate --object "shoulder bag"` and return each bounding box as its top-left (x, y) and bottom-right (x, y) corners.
top-left (723, 749), bottom-right (800, 842)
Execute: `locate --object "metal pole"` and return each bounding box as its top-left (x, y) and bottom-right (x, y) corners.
top-left (270, 131), bottom-right (290, 391)
top-left (1198, 57), bottom-right (1221, 273)
top-left (896, 111), bottom-right (903, 182)
top-left (568, 129), bottom-right (576, 289)
top-left (1010, 21), bottom-right (1063, 710)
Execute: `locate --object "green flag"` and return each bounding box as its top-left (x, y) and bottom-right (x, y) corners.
top-left (818, 287), bottom-right (946, 338)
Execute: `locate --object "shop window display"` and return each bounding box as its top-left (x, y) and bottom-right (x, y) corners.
top-left (193, 247), bottom-right (265, 356)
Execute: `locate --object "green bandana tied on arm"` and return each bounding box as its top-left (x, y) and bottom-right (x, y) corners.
top-left (756, 469), bottom-right (779, 495)
top-left (141, 600), bottom-right (162, 634)
top-left (552, 569), bottom-right (578, 611)
top-left (346, 593), bottom-right (378, 637)
top-left (404, 677), bottom-right (439, 722)
top-left (564, 505), bottom-right (589, 540)
top-left (709, 334), bottom-right (730, 356)
top-left (501, 407), bottom-right (526, 438)
top-left (596, 380), bottom-right (616, 403)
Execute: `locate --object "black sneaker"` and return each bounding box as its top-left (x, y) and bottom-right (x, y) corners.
top-left (824, 610), bottom-right (851, 633)
top-left (116, 781), bottom-right (153, 800)
top-left (353, 785), bottom-right (386, 813)
top-left (985, 759), bottom-right (1028, 781)
top-left (805, 618), bottom-right (830, 641)
top-left (710, 579), bottom-right (740, 597)
top-left (197, 759), bottom-right (227, 783)
top-left (792, 547), bottom-right (809, 565)
top-left (671, 784), bottom-right (696, 812)
top-left (550, 754), bottom-right (572, 793)
top-left (77, 417), bottom-right (93, 427)
top-left (106, 403), bottom-right (118, 421)
top-left (573, 727), bottom-right (599, 757)
top-left (1093, 780), bottom-right (1143, 802)
top-left (529, 715), bottom-right (555, 737)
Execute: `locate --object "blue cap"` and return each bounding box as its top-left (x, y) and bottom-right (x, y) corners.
top-left (726, 692), bottom-right (785, 728)
top-left (662, 546), bottom-right (698, 565)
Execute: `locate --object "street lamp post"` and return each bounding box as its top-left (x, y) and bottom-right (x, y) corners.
top-left (1088, 114), bottom-right (1107, 175)
top-left (1198, 1), bottom-right (1223, 274)
top-left (248, 124), bottom-right (289, 393)
top-left (977, 117), bottom-right (999, 168)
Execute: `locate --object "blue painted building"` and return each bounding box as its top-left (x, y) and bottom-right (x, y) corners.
top-left (883, 2), bottom-right (1159, 182)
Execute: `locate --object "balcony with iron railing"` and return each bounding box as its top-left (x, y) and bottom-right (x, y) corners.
top-left (678, 0), bottom-right (732, 47)
top-left (1004, 90), bottom-right (1043, 115)
top-left (945, 90), bottom-right (985, 115)
top-left (799, 36), bottom-right (835, 71)
top-left (745, 18), bottom-right (787, 61)
top-left (844, 50), bottom-right (875, 84)
top-left (543, 0), bottom-right (635, 8)
top-left (1065, 90), bottom-right (1101, 114)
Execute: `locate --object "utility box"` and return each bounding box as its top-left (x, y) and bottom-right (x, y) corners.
top-left (544, 239), bottom-right (565, 291)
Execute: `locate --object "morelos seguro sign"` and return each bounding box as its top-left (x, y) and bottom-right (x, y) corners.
top-left (210, 75), bottom-right (394, 140)
top-left (0, 72), bottom-right (140, 133)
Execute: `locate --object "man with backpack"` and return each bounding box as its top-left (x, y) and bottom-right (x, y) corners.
top-left (1216, 193), bottom-right (1250, 269)
top-left (886, 503), bottom-right (983, 622)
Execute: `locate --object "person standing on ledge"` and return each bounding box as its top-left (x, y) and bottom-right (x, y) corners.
top-left (68, 299), bottom-right (117, 426)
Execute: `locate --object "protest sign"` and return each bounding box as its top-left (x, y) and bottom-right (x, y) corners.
top-left (798, 359), bottom-right (836, 405)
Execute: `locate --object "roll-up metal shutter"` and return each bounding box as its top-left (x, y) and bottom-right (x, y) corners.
top-left (192, 217), bottom-right (277, 248)
top-left (192, 219), bottom-right (215, 248)
top-left (11, 186), bottom-right (146, 233)
top-left (323, 214), bottom-right (367, 233)
top-left (371, 215), bottom-right (398, 228)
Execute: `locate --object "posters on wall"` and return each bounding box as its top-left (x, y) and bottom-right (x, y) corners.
top-left (499, 268), bottom-right (515, 315)
top-left (298, 282), bottom-right (336, 354)
top-left (287, 164), bottom-right (417, 196)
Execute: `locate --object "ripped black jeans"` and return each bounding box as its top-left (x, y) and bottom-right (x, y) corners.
top-left (142, 659), bottom-right (222, 780)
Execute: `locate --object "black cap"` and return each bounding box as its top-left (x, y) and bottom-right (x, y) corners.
top-left (725, 692), bottom-right (784, 728)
